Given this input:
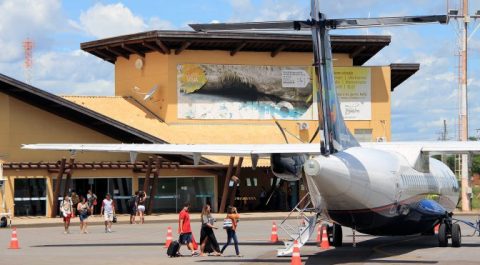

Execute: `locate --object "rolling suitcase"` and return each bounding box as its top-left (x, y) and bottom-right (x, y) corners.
top-left (167, 240), bottom-right (180, 257)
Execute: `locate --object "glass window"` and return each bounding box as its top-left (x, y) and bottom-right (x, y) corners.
top-left (14, 179), bottom-right (46, 216)
top-left (354, 129), bottom-right (373, 142)
top-left (246, 178), bottom-right (252, 187)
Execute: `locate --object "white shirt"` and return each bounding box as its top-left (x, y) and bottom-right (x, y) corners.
top-left (102, 199), bottom-right (114, 214)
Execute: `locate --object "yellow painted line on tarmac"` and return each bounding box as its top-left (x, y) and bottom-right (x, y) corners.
top-left (372, 236), bottom-right (423, 260)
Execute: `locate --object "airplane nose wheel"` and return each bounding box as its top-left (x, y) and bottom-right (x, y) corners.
top-left (327, 224), bottom-right (343, 247)
top-left (438, 216), bottom-right (462, 248)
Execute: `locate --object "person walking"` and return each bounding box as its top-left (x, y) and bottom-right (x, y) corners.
top-left (86, 189), bottom-right (97, 216)
top-left (129, 191), bottom-right (139, 224)
top-left (100, 193), bottom-right (115, 233)
top-left (221, 206), bottom-right (241, 257)
top-left (199, 204), bottom-right (221, 256)
top-left (178, 202), bottom-right (198, 256)
top-left (77, 195), bottom-right (89, 234)
top-left (60, 194), bottom-right (73, 234)
top-left (136, 190), bottom-right (146, 224)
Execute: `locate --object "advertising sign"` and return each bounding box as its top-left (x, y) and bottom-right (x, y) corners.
top-left (177, 64), bottom-right (371, 121)
top-left (334, 67), bottom-right (372, 120)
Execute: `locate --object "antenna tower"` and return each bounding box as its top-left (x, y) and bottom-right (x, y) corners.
top-left (23, 38), bottom-right (34, 84)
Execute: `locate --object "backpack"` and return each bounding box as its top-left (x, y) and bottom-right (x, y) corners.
top-left (167, 241), bottom-right (180, 257)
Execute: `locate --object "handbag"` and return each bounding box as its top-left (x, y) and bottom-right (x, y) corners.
top-left (112, 215), bottom-right (117, 223)
top-left (223, 218), bottom-right (233, 229)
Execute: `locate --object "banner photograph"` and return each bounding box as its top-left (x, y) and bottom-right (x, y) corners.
top-left (177, 64), bottom-right (371, 121)
top-left (177, 64), bottom-right (315, 120)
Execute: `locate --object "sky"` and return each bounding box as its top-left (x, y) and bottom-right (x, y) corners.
top-left (1, 0), bottom-right (480, 141)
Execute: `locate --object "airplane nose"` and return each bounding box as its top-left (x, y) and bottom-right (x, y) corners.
top-left (304, 156), bottom-right (351, 197)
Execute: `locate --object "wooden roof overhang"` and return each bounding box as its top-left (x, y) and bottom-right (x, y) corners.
top-left (2, 161), bottom-right (230, 173)
top-left (0, 74), bottom-right (216, 165)
top-left (81, 30), bottom-right (391, 66)
top-left (390, 63), bottom-right (420, 91)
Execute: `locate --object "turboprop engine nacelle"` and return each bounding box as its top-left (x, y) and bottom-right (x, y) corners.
top-left (270, 154), bottom-right (307, 181)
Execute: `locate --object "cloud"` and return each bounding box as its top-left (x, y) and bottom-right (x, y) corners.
top-left (33, 49), bottom-right (114, 95)
top-left (0, 0), bottom-right (64, 62)
top-left (73, 3), bottom-right (177, 39)
top-left (76, 3), bottom-right (146, 39)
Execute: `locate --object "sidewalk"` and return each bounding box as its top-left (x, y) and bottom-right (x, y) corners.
top-left (5, 212), bottom-right (290, 228)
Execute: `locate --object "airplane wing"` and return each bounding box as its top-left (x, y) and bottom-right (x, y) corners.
top-left (22, 143), bottom-right (321, 157)
top-left (362, 141), bottom-right (480, 154)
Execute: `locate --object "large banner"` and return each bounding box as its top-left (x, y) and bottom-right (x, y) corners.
top-left (177, 64), bottom-right (371, 121)
top-left (334, 67), bottom-right (372, 120)
top-left (177, 64), bottom-right (315, 120)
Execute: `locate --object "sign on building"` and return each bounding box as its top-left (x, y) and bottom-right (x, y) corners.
top-left (177, 64), bottom-right (371, 121)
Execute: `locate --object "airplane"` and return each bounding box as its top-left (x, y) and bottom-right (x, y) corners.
top-left (22, 0), bottom-right (480, 255)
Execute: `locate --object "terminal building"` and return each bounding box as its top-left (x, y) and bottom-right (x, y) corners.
top-left (0, 30), bottom-right (419, 217)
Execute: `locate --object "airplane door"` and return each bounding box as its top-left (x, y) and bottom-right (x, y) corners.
top-left (389, 172), bottom-right (403, 215)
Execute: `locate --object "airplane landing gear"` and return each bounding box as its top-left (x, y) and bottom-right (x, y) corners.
top-left (438, 214), bottom-right (462, 248)
top-left (327, 223), bottom-right (343, 247)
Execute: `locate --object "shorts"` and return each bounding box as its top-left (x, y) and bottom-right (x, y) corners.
top-left (79, 213), bottom-right (89, 222)
top-left (104, 212), bottom-right (114, 222)
top-left (63, 213), bottom-right (71, 222)
top-left (129, 207), bottom-right (137, 216)
top-left (137, 205), bottom-right (145, 212)
top-left (179, 233), bottom-right (192, 244)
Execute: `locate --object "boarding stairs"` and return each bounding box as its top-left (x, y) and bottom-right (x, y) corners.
top-left (277, 193), bottom-right (318, 256)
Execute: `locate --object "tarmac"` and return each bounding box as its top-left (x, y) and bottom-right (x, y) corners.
top-left (6, 211), bottom-right (292, 228)
top-left (6, 210), bottom-right (480, 228)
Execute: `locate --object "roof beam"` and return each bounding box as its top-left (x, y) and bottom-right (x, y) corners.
top-left (271, 44), bottom-right (287, 57)
top-left (349, 45), bottom-right (366, 59)
top-left (141, 41), bottom-right (162, 54)
top-left (92, 49), bottom-right (116, 62)
top-left (175, 42), bottom-right (191, 55)
top-left (154, 40), bottom-right (171, 54)
top-left (230, 42), bottom-right (247, 56)
top-left (106, 47), bottom-right (129, 60)
top-left (121, 43), bottom-right (145, 58)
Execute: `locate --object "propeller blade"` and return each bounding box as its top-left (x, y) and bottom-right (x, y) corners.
top-left (327, 15), bottom-right (447, 29)
top-left (189, 20), bottom-right (312, 32)
top-left (309, 126), bottom-right (320, 143)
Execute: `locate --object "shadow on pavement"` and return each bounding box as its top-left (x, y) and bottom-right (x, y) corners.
top-left (303, 235), bottom-right (473, 265)
top-left (32, 241), bottom-right (286, 248)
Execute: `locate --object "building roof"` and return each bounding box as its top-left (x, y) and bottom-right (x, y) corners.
top-left (0, 74), bottom-right (217, 165)
top-left (81, 30), bottom-right (391, 66)
top-left (63, 96), bottom-right (297, 167)
top-left (390, 63), bottom-right (420, 91)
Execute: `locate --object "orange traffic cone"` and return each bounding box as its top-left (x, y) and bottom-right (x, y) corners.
top-left (320, 225), bottom-right (330, 250)
top-left (316, 226), bottom-right (321, 243)
top-left (8, 227), bottom-right (19, 249)
top-left (291, 240), bottom-right (302, 265)
top-left (271, 221), bottom-right (278, 243)
top-left (434, 224), bottom-right (440, 235)
top-left (164, 226), bottom-right (173, 248)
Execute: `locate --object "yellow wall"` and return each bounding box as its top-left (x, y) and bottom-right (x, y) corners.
top-left (115, 50), bottom-right (391, 142)
top-left (2, 96), bottom-right (131, 162)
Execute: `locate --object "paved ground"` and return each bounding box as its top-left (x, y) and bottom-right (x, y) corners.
top-left (0, 215), bottom-right (479, 265)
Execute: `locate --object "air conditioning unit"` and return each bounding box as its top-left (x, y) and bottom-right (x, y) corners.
top-left (298, 122), bottom-right (309, 130)
top-left (376, 136), bottom-right (387, 142)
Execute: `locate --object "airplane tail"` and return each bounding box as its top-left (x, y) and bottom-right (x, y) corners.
top-left (311, 1), bottom-right (359, 154)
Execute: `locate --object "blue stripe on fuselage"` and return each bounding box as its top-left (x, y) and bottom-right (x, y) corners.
top-left (328, 199), bottom-right (447, 236)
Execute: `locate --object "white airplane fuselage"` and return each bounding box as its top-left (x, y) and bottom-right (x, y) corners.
top-left (304, 147), bottom-right (459, 235)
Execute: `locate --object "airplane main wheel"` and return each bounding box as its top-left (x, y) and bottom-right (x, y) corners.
top-left (332, 224), bottom-right (343, 247)
top-left (451, 223), bottom-right (461, 248)
top-left (438, 223), bottom-right (448, 247)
